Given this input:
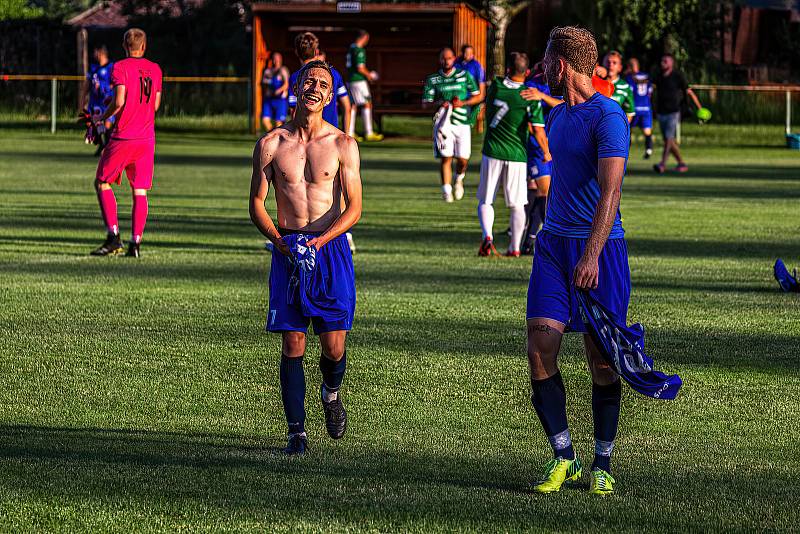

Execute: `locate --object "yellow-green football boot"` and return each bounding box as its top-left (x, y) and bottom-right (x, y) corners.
top-left (532, 457), bottom-right (582, 493)
top-left (589, 468), bottom-right (616, 495)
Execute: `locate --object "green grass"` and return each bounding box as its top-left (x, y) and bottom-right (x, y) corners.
top-left (0, 121), bottom-right (798, 532)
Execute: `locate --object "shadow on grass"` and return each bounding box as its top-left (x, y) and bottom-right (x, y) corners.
top-left (0, 150), bottom-right (250, 168)
top-left (626, 164), bottom-right (800, 183)
top-left (0, 424), bottom-right (794, 530)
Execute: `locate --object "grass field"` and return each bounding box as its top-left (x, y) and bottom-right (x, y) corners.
top-left (1, 120), bottom-right (799, 532)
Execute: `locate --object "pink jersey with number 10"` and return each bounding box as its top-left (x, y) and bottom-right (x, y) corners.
top-left (110, 57), bottom-right (162, 140)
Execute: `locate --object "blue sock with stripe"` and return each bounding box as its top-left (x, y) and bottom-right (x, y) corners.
top-left (592, 380), bottom-right (621, 472)
top-left (531, 372), bottom-right (575, 460)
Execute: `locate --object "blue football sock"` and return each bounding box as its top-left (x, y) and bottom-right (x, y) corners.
top-left (280, 354), bottom-right (306, 434)
top-left (592, 380), bottom-right (621, 472)
top-left (645, 134), bottom-right (653, 151)
top-left (531, 372), bottom-right (575, 460)
top-left (320, 351), bottom-right (346, 396)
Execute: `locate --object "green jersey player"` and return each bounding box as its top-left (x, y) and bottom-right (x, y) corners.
top-left (603, 51), bottom-right (635, 121)
top-left (478, 52), bottom-right (545, 257)
top-left (345, 30), bottom-right (382, 141)
top-left (422, 47), bottom-right (482, 203)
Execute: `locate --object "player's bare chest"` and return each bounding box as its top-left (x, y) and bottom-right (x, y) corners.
top-left (272, 144), bottom-right (339, 185)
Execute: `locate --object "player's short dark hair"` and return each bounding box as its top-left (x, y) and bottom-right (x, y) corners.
top-left (508, 51), bottom-right (529, 76)
top-left (294, 32), bottom-right (319, 62)
top-left (297, 59), bottom-right (333, 86)
top-left (546, 26), bottom-right (597, 78)
top-left (94, 44), bottom-right (108, 54)
top-left (461, 44), bottom-right (473, 54)
top-left (356, 29), bottom-right (369, 39)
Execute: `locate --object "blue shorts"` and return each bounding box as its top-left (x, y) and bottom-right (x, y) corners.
top-left (262, 98), bottom-right (288, 121)
top-left (267, 230), bottom-right (355, 334)
top-left (527, 231), bottom-right (630, 333)
top-left (88, 99), bottom-right (115, 124)
top-left (631, 109), bottom-right (652, 129)
top-left (527, 154), bottom-right (552, 180)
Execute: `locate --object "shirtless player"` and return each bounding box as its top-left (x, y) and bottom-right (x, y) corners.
top-left (249, 60), bottom-right (363, 455)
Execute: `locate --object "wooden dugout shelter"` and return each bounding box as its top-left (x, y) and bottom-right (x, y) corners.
top-left (251, 2), bottom-right (490, 133)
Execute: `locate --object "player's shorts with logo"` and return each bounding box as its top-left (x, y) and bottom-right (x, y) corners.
top-left (96, 137), bottom-right (155, 190)
top-left (348, 80), bottom-right (371, 106)
top-left (527, 145), bottom-right (552, 180)
top-left (262, 97), bottom-right (288, 122)
top-left (88, 97), bottom-right (115, 125)
top-left (631, 108), bottom-right (652, 129)
top-left (267, 230), bottom-right (356, 334)
top-left (527, 230), bottom-right (631, 333)
top-left (477, 154), bottom-right (528, 207)
top-left (433, 123), bottom-right (471, 159)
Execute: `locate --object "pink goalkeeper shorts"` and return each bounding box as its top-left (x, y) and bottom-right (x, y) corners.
top-left (96, 137), bottom-right (155, 190)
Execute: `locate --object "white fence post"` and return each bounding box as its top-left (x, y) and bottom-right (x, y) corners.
top-left (786, 90), bottom-right (792, 136)
top-left (51, 78), bottom-right (57, 134)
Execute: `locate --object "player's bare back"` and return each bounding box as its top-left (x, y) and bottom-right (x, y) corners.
top-left (257, 121), bottom-right (347, 232)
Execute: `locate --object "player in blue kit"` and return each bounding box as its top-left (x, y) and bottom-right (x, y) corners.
top-left (527, 26), bottom-right (631, 495)
top-left (250, 60), bottom-right (362, 455)
top-left (522, 65), bottom-right (556, 254)
top-left (81, 45), bottom-right (114, 155)
top-left (625, 57), bottom-right (654, 159)
top-left (260, 52), bottom-right (290, 132)
top-left (456, 44), bottom-right (487, 130)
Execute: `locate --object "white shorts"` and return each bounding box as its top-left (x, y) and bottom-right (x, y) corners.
top-left (477, 155), bottom-right (528, 208)
top-left (348, 80), bottom-right (371, 106)
top-left (433, 123), bottom-right (471, 160)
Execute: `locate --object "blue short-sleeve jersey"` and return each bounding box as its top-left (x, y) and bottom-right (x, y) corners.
top-left (455, 58), bottom-right (486, 85)
top-left (288, 66), bottom-right (348, 128)
top-left (543, 93), bottom-right (630, 239)
top-left (626, 72), bottom-right (653, 112)
top-left (87, 62), bottom-right (114, 106)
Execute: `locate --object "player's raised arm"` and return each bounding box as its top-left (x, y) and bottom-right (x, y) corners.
top-left (309, 135), bottom-right (362, 249)
top-left (249, 135), bottom-right (288, 255)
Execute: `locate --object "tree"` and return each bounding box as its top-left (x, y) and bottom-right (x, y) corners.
top-left (0, 0), bottom-right (44, 20)
top-left (484, 0), bottom-right (531, 76)
top-left (592, 0), bottom-right (700, 57)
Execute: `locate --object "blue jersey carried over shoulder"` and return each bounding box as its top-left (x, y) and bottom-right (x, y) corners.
top-left (288, 65), bottom-right (349, 128)
top-left (87, 62), bottom-right (114, 108)
top-left (626, 72), bottom-right (653, 112)
top-left (543, 93), bottom-right (630, 239)
top-left (455, 58), bottom-right (486, 85)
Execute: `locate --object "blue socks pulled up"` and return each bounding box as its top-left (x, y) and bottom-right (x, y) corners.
top-left (592, 380), bottom-right (621, 472)
top-left (531, 372), bottom-right (575, 460)
top-left (280, 354), bottom-right (306, 434)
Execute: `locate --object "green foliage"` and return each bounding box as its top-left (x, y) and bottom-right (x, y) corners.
top-left (594, 0), bottom-right (698, 54)
top-left (0, 0), bottom-right (44, 20)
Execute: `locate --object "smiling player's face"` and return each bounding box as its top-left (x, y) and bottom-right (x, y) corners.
top-left (297, 68), bottom-right (333, 113)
